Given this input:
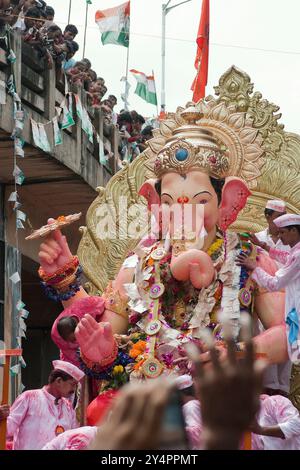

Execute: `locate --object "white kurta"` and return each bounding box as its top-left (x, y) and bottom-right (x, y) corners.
top-left (182, 400), bottom-right (202, 450)
top-left (7, 387), bottom-right (78, 450)
top-left (255, 233), bottom-right (292, 392)
top-left (42, 426), bottom-right (97, 450)
top-left (252, 241), bottom-right (300, 362)
top-left (255, 228), bottom-right (289, 252)
top-left (252, 395), bottom-right (300, 450)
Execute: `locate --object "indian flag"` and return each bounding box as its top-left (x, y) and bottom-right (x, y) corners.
top-left (130, 69), bottom-right (158, 106)
top-left (95, 1), bottom-right (130, 48)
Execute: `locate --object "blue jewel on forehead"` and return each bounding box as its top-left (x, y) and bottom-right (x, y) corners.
top-left (175, 148), bottom-right (189, 161)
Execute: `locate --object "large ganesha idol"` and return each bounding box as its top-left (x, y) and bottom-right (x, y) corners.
top-left (40, 72), bottom-right (294, 389)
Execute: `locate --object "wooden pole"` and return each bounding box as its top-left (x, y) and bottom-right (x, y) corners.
top-left (243, 431), bottom-right (252, 450)
top-left (0, 357), bottom-right (10, 451)
top-left (0, 349), bottom-right (22, 450)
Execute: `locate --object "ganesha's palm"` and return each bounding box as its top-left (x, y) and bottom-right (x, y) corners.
top-left (76, 320), bottom-right (115, 363)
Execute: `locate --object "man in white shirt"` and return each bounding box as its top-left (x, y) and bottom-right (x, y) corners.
top-left (238, 214), bottom-right (300, 411)
top-left (253, 200), bottom-right (291, 397)
top-left (251, 394), bottom-right (300, 450)
top-left (6, 360), bottom-right (84, 450)
top-left (176, 374), bottom-right (202, 449)
top-left (255, 199), bottom-right (288, 255)
top-left (42, 426), bottom-right (97, 450)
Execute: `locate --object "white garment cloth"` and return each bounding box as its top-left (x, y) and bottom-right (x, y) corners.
top-left (255, 229), bottom-right (289, 265)
top-left (42, 426), bottom-right (97, 450)
top-left (255, 229), bottom-right (291, 390)
top-left (252, 241), bottom-right (300, 363)
top-left (182, 400), bottom-right (202, 450)
top-left (263, 361), bottom-right (292, 393)
top-left (252, 395), bottom-right (300, 450)
top-left (7, 387), bottom-right (78, 450)
top-left (12, 9), bottom-right (25, 31)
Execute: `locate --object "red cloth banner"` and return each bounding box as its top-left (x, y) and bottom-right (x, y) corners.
top-left (191, 0), bottom-right (209, 103)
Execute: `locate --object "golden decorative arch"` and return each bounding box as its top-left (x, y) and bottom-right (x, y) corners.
top-left (78, 65), bottom-right (300, 294)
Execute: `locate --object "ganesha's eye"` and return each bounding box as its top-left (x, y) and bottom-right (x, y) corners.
top-left (198, 199), bottom-right (208, 205)
top-left (162, 200), bottom-right (170, 206)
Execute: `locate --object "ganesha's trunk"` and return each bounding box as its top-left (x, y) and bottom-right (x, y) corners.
top-left (170, 249), bottom-right (215, 289)
top-left (189, 261), bottom-right (215, 289)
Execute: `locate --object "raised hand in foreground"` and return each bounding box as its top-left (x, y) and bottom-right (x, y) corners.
top-left (186, 317), bottom-right (266, 450)
top-left (89, 379), bottom-right (175, 450)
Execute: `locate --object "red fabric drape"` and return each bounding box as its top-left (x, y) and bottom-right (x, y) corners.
top-left (191, 0), bottom-right (209, 103)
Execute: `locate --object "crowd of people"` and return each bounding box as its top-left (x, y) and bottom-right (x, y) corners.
top-left (2, 328), bottom-right (300, 451)
top-left (0, 0), bottom-right (155, 164)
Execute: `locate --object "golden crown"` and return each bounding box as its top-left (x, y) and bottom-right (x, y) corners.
top-left (153, 107), bottom-right (230, 179)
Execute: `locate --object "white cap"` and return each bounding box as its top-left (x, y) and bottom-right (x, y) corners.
top-left (52, 360), bottom-right (84, 382)
top-left (265, 200), bottom-right (286, 213)
top-left (175, 374), bottom-right (193, 390)
top-left (274, 213), bottom-right (300, 228)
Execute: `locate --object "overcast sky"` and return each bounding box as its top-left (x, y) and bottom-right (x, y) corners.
top-left (50, 0), bottom-right (300, 132)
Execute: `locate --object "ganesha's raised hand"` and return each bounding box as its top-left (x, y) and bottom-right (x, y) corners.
top-left (38, 218), bottom-right (73, 274)
top-left (75, 314), bottom-right (115, 363)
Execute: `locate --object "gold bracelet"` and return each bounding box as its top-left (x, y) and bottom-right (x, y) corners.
top-left (103, 282), bottom-right (130, 319)
top-left (53, 273), bottom-right (77, 291)
top-left (38, 256), bottom-right (79, 282)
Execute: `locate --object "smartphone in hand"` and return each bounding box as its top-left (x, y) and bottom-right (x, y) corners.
top-left (157, 389), bottom-right (189, 450)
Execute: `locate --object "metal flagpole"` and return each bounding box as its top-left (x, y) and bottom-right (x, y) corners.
top-left (68, 0), bottom-right (72, 24)
top-left (82, 2), bottom-right (89, 59)
top-left (152, 69), bottom-right (159, 117)
top-left (123, 8), bottom-right (131, 111)
top-left (161, 0), bottom-right (192, 113)
top-left (124, 45), bottom-right (130, 110)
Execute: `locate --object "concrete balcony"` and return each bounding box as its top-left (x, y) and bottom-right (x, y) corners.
top-left (0, 31), bottom-right (121, 263)
top-left (0, 31), bottom-right (121, 388)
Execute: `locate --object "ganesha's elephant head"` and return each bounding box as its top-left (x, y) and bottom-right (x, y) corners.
top-left (138, 117), bottom-right (251, 289)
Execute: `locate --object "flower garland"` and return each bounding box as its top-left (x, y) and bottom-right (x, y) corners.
top-left (238, 240), bottom-right (255, 309)
top-left (77, 350), bottom-right (134, 385)
top-left (206, 238), bottom-right (224, 260)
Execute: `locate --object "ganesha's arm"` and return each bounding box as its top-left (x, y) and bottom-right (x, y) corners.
top-left (252, 324), bottom-right (288, 364)
top-left (62, 287), bottom-right (89, 309)
top-left (252, 252), bottom-right (286, 329)
top-left (62, 261), bottom-right (135, 311)
top-left (254, 290), bottom-right (285, 329)
top-left (100, 265), bottom-right (135, 334)
top-left (251, 252), bottom-right (289, 363)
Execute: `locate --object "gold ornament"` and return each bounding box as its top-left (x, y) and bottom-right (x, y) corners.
top-left (142, 357), bottom-right (164, 378)
top-left (102, 282), bottom-right (130, 319)
top-left (174, 299), bottom-right (187, 327)
top-left (154, 135), bottom-right (229, 179)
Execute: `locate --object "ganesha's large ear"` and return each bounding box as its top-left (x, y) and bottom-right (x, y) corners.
top-left (138, 179), bottom-right (161, 211)
top-left (218, 177), bottom-right (251, 231)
